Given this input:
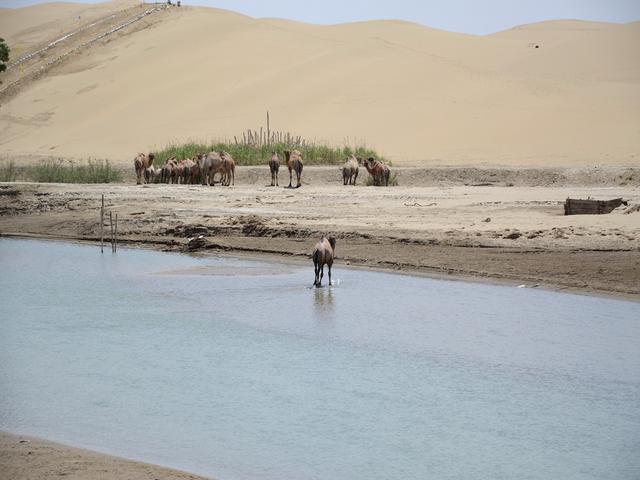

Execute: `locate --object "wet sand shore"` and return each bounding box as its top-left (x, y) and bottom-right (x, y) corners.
top-left (0, 432), bottom-right (212, 480)
top-left (1, 168), bottom-right (639, 298)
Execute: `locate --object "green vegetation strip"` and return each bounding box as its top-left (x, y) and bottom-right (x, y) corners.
top-left (154, 142), bottom-right (386, 166)
top-left (0, 160), bottom-right (121, 183)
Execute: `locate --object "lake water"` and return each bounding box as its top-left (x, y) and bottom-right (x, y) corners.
top-left (1, 238), bottom-right (639, 480)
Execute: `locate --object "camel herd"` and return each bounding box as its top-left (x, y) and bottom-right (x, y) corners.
top-left (135, 151), bottom-right (343, 287)
top-left (134, 151), bottom-right (392, 187)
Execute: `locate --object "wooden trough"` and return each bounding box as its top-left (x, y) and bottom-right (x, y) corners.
top-left (564, 198), bottom-right (626, 216)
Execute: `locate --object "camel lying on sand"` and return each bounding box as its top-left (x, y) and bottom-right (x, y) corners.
top-left (312, 236), bottom-right (336, 287)
top-left (134, 153), bottom-right (155, 184)
top-left (284, 150), bottom-right (304, 188)
top-left (364, 157), bottom-right (390, 186)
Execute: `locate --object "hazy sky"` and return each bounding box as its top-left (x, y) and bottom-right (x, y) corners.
top-left (3, 0), bottom-right (640, 34)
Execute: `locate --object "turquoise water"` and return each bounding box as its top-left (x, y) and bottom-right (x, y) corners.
top-left (0, 238), bottom-right (639, 480)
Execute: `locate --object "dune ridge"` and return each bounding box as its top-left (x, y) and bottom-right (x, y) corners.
top-left (0, 2), bottom-right (638, 166)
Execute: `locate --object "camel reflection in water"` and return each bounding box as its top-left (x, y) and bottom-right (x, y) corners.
top-left (313, 286), bottom-right (334, 314)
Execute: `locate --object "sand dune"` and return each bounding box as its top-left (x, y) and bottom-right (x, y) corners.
top-left (0, 1), bottom-right (137, 50)
top-left (0, 2), bottom-right (638, 166)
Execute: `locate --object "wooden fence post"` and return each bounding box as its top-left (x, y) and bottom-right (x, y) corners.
top-left (109, 211), bottom-right (114, 253)
top-left (100, 194), bottom-right (104, 254)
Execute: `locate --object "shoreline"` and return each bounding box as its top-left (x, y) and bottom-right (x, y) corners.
top-left (0, 431), bottom-right (212, 480)
top-left (1, 180), bottom-right (638, 300)
top-left (2, 231), bottom-right (638, 303)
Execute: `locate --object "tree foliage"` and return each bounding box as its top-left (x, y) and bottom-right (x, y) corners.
top-left (0, 38), bottom-right (10, 73)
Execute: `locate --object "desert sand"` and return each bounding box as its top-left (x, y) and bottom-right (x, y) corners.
top-left (0, 2), bottom-right (639, 165)
top-left (0, 431), bottom-right (211, 480)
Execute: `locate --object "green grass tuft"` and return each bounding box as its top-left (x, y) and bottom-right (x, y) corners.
top-left (1, 159), bottom-right (122, 184)
top-left (30, 159), bottom-right (122, 183)
top-left (0, 161), bottom-right (18, 182)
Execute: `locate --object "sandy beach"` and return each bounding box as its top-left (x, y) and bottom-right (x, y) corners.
top-left (0, 432), bottom-right (211, 480)
top-left (1, 166), bottom-right (638, 298)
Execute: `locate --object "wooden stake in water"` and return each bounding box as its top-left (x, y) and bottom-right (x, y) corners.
top-left (100, 194), bottom-right (104, 254)
top-left (114, 214), bottom-right (118, 253)
top-left (109, 211), bottom-right (114, 253)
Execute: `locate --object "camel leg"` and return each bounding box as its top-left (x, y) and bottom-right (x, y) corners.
top-left (296, 171), bottom-right (301, 188)
top-left (327, 263), bottom-right (332, 286)
top-left (288, 168), bottom-right (293, 188)
top-left (319, 265), bottom-right (324, 286)
top-left (353, 171), bottom-right (358, 186)
top-left (314, 261), bottom-right (319, 286)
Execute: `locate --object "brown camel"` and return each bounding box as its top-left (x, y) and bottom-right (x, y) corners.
top-left (364, 157), bottom-right (390, 186)
top-left (181, 158), bottom-right (195, 184)
top-left (189, 154), bottom-right (203, 185)
top-left (342, 155), bottom-right (360, 185)
top-left (284, 149), bottom-right (303, 188)
top-left (200, 152), bottom-right (224, 186)
top-left (144, 165), bottom-right (157, 184)
top-left (269, 151), bottom-right (280, 186)
top-left (219, 151), bottom-right (235, 186)
top-left (161, 157), bottom-right (177, 184)
top-left (312, 236), bottom-right (336, 287)
top-left (134, 153), bottom-right (155, 184)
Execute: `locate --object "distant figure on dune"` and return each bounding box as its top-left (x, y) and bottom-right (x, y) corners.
top-left (134, 152), bottom-right (155, 184)
top-left (342, 155), bottom-right (360, 185)
top-left (269, 151), bottom-right (280, 186)
top-left (312, 236), bottom-right (336, 287)
top-left (364, 157), bottom-right (390, 186)
top-left (284, 149), bottom-right (303, 188)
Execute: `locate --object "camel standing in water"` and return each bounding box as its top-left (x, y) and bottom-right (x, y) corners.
top-left (219, 151), bottom-right (235, 186)
top-left (364, 157), bottom-right (390, 186)
top-left (269, 151), bottom-right (280, 186)
top-left (312, 236), bottom-right (336, 287)
top-left (342, 155), bottom-right (360, 185)
top-left (134, 153), bottom-right (155, 184)
top-left (284, 150), bottom-right (303, 188)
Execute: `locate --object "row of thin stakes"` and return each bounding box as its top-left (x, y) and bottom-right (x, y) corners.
top-left (134, 151), bottom-right (391, 188)
top-left (100, 194), bottom-right (118, 253)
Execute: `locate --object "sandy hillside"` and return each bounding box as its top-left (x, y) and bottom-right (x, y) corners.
top-left (0, 1), bottom-right (137, 51)
top-left (0, 2), bottom-right (639, 166)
